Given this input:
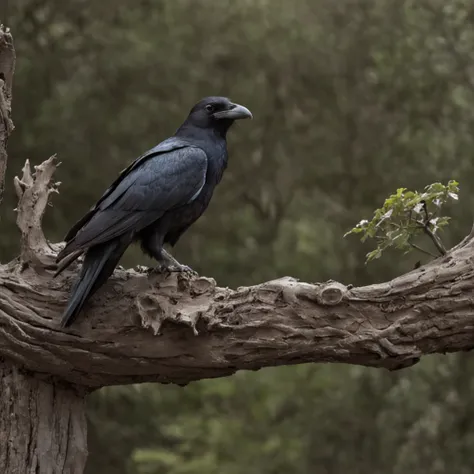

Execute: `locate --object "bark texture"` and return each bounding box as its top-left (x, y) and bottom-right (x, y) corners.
top-left (1, 231), bottom-right (474, 389)
top-left (0, 361), bottom-right (88, 474)
top-left (2, 145), bottom-right (474, 390)
top-left (0, 25), bottom-right (15, 205)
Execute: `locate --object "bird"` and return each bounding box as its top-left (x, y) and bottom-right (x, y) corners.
top-left (55, 96), bottom-right (252, 327)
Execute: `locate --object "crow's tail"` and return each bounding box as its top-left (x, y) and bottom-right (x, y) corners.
top-left (60, 236), bottom-right (131, 328)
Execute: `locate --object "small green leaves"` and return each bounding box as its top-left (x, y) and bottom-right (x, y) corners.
top-left (345, 180), bottom-right (459, 263)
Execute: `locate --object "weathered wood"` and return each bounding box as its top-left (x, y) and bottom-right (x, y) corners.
top-left (1, 194), bottom-right (474, 387)
top-left (0, 25), bottom-right (15, 206)
top-left (2, 130), bottom-right (474, 390)
top-left (0, 361), bottom-right (88, 474)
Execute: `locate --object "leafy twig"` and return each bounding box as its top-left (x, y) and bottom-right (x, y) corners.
top-left (345, 180), bottom-right (458, 263)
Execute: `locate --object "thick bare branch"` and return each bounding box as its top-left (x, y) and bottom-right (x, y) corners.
top-left (1, 233), bottom-right (474, 389)
top-left (0, 25), bottom-right (15, 206)
top-left (1, 154), bottom-right (474, 390)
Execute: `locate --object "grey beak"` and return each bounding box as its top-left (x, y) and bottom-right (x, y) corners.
top-left (214, 103), bottom-right (253, 120)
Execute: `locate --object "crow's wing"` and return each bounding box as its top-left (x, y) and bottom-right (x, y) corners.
top-left (59, 145), bottom-right (207, 258)
top-left (63, 137), bottom-right (192, 242)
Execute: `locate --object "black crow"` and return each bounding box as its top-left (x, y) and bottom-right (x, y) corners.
top-left (56, 96), bottom-right (252, 327)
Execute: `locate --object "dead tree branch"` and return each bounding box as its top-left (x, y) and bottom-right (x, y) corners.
top-left (0, 24), bottom-right (15, 205)
top-left (1, 238), bottom-right (474, 389)
top-left (1, 153), bottom-right (474, 389)
top-left (13, 156), bottom-right (61, 268)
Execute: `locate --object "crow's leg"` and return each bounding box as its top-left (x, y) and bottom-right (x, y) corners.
top-left (155, 248), bottom-right (196, 274)
top-left (140, 230), bottom-right (196, 274)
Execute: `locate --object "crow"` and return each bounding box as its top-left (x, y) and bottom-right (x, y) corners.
top-left (55, 96), bottom-right (252, 327)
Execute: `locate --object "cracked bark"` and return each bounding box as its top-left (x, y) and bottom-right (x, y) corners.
top-left (2, 28), bottom-right (474, 474)
top-left (0, 24), bottom-right (14, 206)
top-left (0, 361), bottom-right (88, 474)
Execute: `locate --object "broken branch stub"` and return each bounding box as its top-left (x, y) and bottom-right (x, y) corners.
top-left (14, 156), bottom-right (61, 268)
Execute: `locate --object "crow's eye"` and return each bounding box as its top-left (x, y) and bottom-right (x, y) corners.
top-left (205, 104), bottom-right (215, 113)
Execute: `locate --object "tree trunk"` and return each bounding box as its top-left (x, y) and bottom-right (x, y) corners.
top-left (0, 360), bottom-right (88, 474)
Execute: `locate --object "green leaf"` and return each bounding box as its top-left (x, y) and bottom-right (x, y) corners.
top-left (346, 180), bottom-right (459, 263)
top-left (366, 247), bottom-right (383, 262)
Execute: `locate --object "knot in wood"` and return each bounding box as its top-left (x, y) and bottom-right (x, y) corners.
top-left (319, 282), bottom-right (346, 305)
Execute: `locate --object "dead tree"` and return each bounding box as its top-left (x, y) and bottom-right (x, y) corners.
top-left (2, 28), bottom-right (474, 474)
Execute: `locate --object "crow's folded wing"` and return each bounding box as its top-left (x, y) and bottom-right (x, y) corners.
top-left (58, 145), bottom-right (207, 259)
top-left (63, 137), bottom-right (192, 242)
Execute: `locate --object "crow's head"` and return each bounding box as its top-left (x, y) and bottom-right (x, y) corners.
top-left (185, 96), bottom-right (252, 135)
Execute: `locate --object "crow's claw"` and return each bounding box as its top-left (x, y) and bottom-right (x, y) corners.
top-left (148, 265), bottom-right (168, 275)
top-left (171, 264), bottom-right (197, 275)
top-left (150, 264), bottom-right (197, 276)
top-left (167, 263), bottom-right (197, 275)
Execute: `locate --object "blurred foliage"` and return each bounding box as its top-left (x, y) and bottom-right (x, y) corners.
top-left (4, 0), bottom-right (474, 473)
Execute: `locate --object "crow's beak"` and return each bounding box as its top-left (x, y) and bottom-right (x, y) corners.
top-left (214, 103), bottom-right (253, 120)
